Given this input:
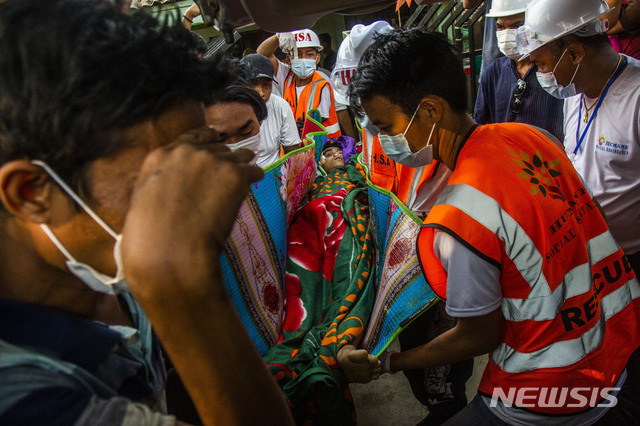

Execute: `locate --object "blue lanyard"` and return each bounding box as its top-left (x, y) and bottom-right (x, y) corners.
top-left (574, 56), bottom-right (628, 156)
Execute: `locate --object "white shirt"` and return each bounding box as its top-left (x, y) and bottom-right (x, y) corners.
top-left (434, 230), bottom-right (502, 318)
top-left (272, 59), bottom-right (289, 97)
top-left (407, 164), bottom-right (452, 218)
top-left (563, 55), bottom-right (640, 254)
top-left (257, 94), bottom-right (300, 168)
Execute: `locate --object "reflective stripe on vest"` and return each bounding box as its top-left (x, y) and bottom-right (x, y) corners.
top-left (432, 184), bottom-right (637, 323)
top-left (417, 123), bottom-right (640, 414)
top-left (284, 71), bottom-right (341, 139)
top-left (435, 184), bottom-right (640, 373)
top-left (494, 278), bottom-right (640, 373)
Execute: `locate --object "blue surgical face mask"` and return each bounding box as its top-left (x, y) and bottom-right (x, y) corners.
top-left (31, 160), bottom-right (128, 295)
top-left (536, 48), bottom-right (580, 99)
top-left (378, 105), bottom-right (436, 168)
top-left (290, 58), bottom-right (316, 79)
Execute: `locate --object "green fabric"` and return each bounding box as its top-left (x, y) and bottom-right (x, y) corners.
top-left (263, 159), bottom-right (376, 425)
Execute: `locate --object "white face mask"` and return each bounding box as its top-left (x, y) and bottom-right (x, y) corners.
top-left (496, 29), bottom-right (520, 60)
top-left (536, 48), bottom-right (580, 99)
top-left (378, 105), bottom-right (436, 168)
top-left (31, 160), bottom-right (128, 295)
top-left (226, 132), bottom-right (261, 163)
top-left (290, 58), bottom-right (317, 79)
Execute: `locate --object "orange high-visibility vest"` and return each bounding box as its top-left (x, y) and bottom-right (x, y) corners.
top-left (283, 71), bottom-right (341, 139)
top-left (417, 123), bottom-right (640, 415)
top-left (395, 161), bottom-right (440, 207)
top-left (360, 127), bottom-right (397, 192)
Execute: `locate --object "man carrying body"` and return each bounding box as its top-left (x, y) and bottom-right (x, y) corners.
top-left (350, 26), bottom-right (640, 424)
top-left (257, 29), bottom-right (342, 139)
top-left (0, 1), bottom-right (293, 424)
top-left (517, 0), bottom-right (640, 277)
top-left (240, 54), bottom-right (301, 167)
top-left (473, 0), bottom-right (564, 141)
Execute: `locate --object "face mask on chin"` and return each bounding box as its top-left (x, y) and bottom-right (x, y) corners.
top-left (377, 104), bottom-right (436, 168)
top-left (496, 29), bottom-right (520, 60)
top-left (290, 58), bottom-right (317, 79)
top-left (536, 48), bottom-right (580, 99)
top-left (31, 160), bottom-right (128, 295)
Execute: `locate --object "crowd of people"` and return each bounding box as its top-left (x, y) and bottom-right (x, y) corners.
top-left (0, 0), bottom-right (639, 425)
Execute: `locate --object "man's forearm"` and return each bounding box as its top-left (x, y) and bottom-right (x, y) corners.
top-left (121, 141), bottom-right (290, 426)
top-left (390, 308), bottom-right (502, 372)
top-left (337, 110), bottom-right (357, 140)
top-left (283, 144), bottom-right (300, 154)
top-left (257, 35), bottom-right (280, 75)
top-left (257, 35), bottom-right (279, 59)
top-left (131, 261), bottom-right (294, 426)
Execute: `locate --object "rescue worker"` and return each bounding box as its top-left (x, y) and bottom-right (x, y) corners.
top-left (517, 0), bottom-right (640, 279)
top-left (257, 29), bottom-right (341, 139)
top-left (333, 21), bottom-right (451, 218)
top-left (473, 0), bottom-right (565, 142)
top-left (350, 26), bottom-right (640, 424)
top-left (336, 21), bottom-right (472, 424)
top-left (239, 54), bottom-right (301, 167)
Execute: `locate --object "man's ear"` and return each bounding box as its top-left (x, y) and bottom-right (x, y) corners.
top-left (567, 42), bottom-right (586, 65)
top-left (316, 53), bottom-right (321, 66)
top-left (419, 96), bottom-right (444, 123)
top-left (0, 160), bottom-right (53, 223)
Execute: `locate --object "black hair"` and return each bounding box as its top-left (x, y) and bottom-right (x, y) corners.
top-left (319, 33), bottom-right (332, 45)
top-left (209, 83), bottom-right (268, 123)
top-left (0, 0), bottom-right (232, 194)
top-left (553, 33), bottom-right (612, 53)
top-left (348, 27), bottom-right (468, 115)
top-left (322, 141), bottom-right (342, 153)
top-left (188, 30), bottom-right (209, 56)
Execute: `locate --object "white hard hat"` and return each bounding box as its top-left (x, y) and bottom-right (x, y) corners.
top-left (486, 0), bottom-right (530, 18)
top-left (516, 0), bottom-right (611, 57)
top-left (330, 21), bottom-right (393, 105)
top-left (292, 28), bottom-right (323, 51)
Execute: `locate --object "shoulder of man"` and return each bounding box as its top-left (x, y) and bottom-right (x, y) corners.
top-left (482, 56), bottom-right (509, 80)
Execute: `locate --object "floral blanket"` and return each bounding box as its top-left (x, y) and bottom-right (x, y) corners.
top-left (262, 159), bottom-right (376, 425)
top-left (221, 144), bottom-right (317, 355)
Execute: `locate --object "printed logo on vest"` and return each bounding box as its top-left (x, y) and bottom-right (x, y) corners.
top-left (595, 134), bottom-right (630, 156)
top-left (509, 148), bottom-right (564, 200)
